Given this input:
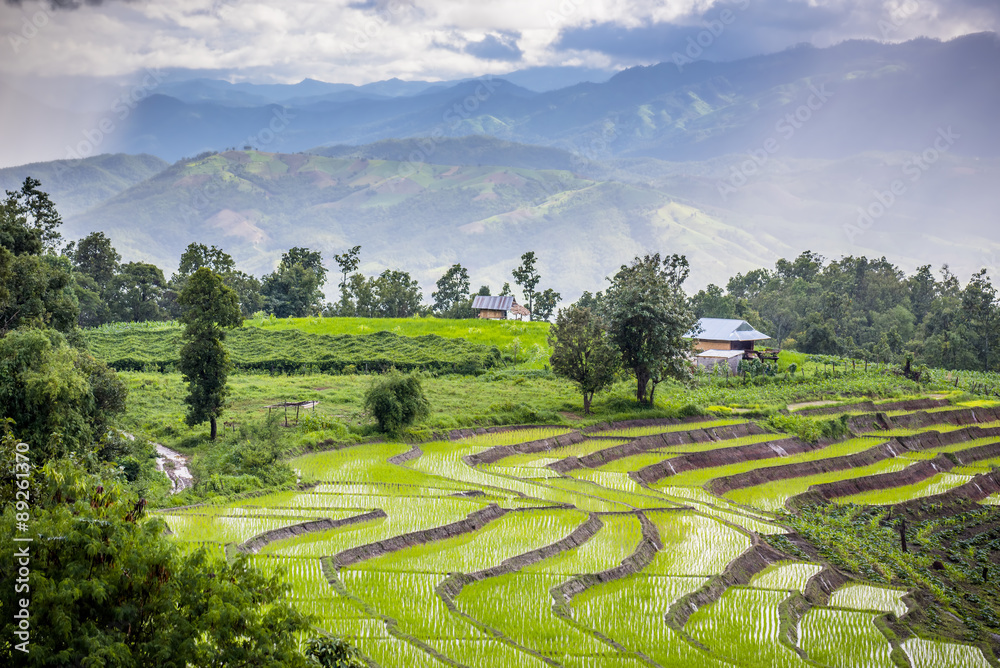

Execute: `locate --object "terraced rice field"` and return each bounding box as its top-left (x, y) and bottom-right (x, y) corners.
top-left (156, 402), bottom-right (999, 667)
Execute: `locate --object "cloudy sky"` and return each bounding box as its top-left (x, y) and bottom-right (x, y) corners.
top-left (2, 0), bottom-right (998, 87)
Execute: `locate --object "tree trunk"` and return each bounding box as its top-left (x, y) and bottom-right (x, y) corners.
top-left (583, 392), bottom-right (592, 415)
top-left (210, 416), bottom-right (218, 440)
top-left (635, 370), bottom-right (650, 405)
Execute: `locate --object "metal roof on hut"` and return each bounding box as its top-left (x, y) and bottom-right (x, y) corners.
top-left (472, 295), bottom-right (514, 311)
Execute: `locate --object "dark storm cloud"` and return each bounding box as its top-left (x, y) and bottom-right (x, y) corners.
top-left (464, 31), bottom-right (523, 62)
top-left (555, 0), bottom-right (1000, 62)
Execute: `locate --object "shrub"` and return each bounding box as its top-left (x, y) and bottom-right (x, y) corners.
top-left (364, 371), bottom-right (430, 434)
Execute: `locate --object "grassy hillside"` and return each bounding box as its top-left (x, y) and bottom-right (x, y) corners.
top-left (65, 149), bottom-right (793, 296)
top-left (83, 324), bottom-right (506, 374)
top-left (0, 153), bottom-right (168, 218)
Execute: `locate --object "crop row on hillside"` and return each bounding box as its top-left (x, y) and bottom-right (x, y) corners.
top-left (83, 327), bottom-right (502, 374)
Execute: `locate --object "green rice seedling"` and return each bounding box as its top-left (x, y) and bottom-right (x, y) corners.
top-left (590, 451), bottom-right (681, 474)
top-left (246, 556), bottom-right (332, 600)
top-left (930, 436), bottom-right (1000, 454)
top-left (828, 583), bottom-right (908, 617)
top-left (799, 608), bottom-right (894, 668)
top-left (409, 441), bottom-right (627, 511)
top-left (836, 473), bottom-right (973, 506)
top-left (158, 514), bottom-right (309, 543)
top-left (352, 637), bottom-right (451, 668)
top-left (456, 427), bottom-right (574, 447)
top-left (292, 442), bottom-right (475, 493)
top-left (951, 457), bottom-right (1000, 475)
top-left (341, 569), bottom-right (486, 640)
top-left (749, 561), bottom-right (824, 593)
top-left (260, 496), bottom-right (491, 558)
top-left (541, 476), bottom-right (665, 510)
top-left (361, 508), bottom-right (588, 574)
top-left (645, 511), bottom-right (753, 575)
top-left (485, 439), bottom-right (633, 470)
top-left (685, 587), bottom-right (814, 668)
top-left (654, 485), bottom-right (780, 524)
top-left (523, 513), bottom-right (645, 575)
top-left (724, 450), bottom-right (912, 513)
top-left (570, 574), bottom-right (726, 668)
top-left (901, 637), bottom-right (993, 668)
top-left (424, 639), bottom-right (551, 668)
top-left (649, 437), bottom-right (885, 488)
top-left (587, 419), bottom-right (746, 438)
top-left (980, 492), bottom-right (1000, 505)
top-left (455, 573), bottom-right (618, 661)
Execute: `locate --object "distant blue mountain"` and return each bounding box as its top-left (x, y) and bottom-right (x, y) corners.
top-left (106, 34), bottom-right (1000, 163)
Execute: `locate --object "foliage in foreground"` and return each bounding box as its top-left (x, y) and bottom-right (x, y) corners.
top-left (773, 503), bottom-right (1000, 643)
top-left (0, 453), bottom-right (319, 667)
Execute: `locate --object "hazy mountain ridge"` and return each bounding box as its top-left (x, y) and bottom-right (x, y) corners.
top-left (34, 142), bottom-right (995, 303)
top-left (103, 34), bottom-right (1000, 163)
top-left (0, 153), bottom-right (168, 217)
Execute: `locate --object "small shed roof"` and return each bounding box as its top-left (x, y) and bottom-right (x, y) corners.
top-left (696, 349), bottom-right (744, 359)
top-left (472, 295), bottom-right (514, 311)
top-left (509, 302), bottom-right (530, 317)
top-left (687, 318), bottom-right (770, 342)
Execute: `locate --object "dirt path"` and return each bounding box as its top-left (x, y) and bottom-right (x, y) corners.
top-left (155, 443), bottom-right (194, 494)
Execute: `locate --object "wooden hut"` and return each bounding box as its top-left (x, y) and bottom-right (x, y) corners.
top-left (685, 318), bottom-right (773, 355)
top-left (472, 295), bottom-right (529, 320)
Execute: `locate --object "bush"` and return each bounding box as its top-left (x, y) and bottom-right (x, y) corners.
top-left (364, 371), bottom-right (430, 434)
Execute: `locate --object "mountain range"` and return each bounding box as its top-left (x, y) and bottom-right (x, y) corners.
top-left (1, 34), bottom-right (998, 303)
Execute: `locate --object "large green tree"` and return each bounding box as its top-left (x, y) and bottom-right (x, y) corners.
top-left (262, 247), bottom-right (327, 317)
top-left (0, 454), bottom-right (315, 667)
top-left (604, 253), bottom-right (697, 405)
top-left (0, 179), bottom-right (78, 333)
top-left (432, 263), bottom-right (472, 318)
top-left (0, 328), bottom-right (126, 461)
top-left (177, 268), bottom-right (242, 440)
top-left (548, 305), bottom-right (620, 414)
top-left (168, 242), bottom-right (263, 317)
top-left (107, 262), bottom-right (168, 323)
top-left (374, 270), bottom-right (423, 318)
top-left (512, 251), bottom-right (541, 320)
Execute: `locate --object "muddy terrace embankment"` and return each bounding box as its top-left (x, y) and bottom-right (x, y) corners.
top-left (463, 430), bottom-right (585, 466)
top-left (631, 436), bottom-right (815, 485)
top-left (549, 422), bottom-right (768, 474)
top-left (792, 398), bottom-right (950, 417)
top-left (708, 425), bottom-right (1000, 495)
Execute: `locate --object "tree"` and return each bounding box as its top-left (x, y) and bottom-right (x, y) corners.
top-left (107, 262), bottom-right (168, 323)
top-left (67, 231), bottom-right (120, 289)
top-left (177, 268), bottom-right (242, 440)
top-left (333, 245), bottom-right (361, 313)
top-left (0, 328), bottom-right (126, 462)
top-left (499, 282), bottom-right (512, 297)
top-left (168, 243), bottom-right (263, 317)
top-left (373, 269), bottom-right (423, 318)
top-left (0, 180), bottom-right (78, 333)
top-left (262, 247), bottom-right (327, 317)
top-left (512, 251), bottom-right (541, 319)
top-left (533, 287), bottom-right (561, 322)
top-left (0, 455), bottom-right (315, 667)
top-left (604, 254), bottom-right (697, 405)
top-left (432, 263), bottom-right (472, 318)
top-left (364, 371), bottom-right (430, 434)
top-left (548, 306), bottom-right (620, 414)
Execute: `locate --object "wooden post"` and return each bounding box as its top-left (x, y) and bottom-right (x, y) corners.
top-left (900, 517), bottom-right (907, 553)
